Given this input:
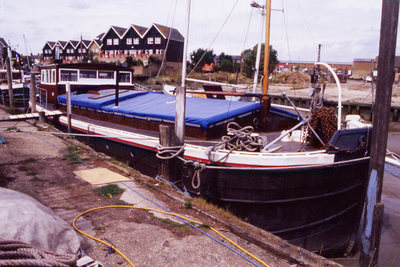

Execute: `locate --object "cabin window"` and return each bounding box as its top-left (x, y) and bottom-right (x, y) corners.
top-left (133, 38), bottom-right (139, 45)
top-left (126, 38), bottom-right (132, 45)
top-left (52, 70), bottom-right (56, 83)
top-left (107, 39), bottom-right (112, 45)
top-left (80, 70), bottom-right (97, 79)
top-left (147, 37), bottom-right (153, 44)
top-left (98, 71), bottom-right (114, 79)
top-left (60, 70), bottom-right (78, 81)
top-left (119, 72), bottom-right (130, 83)
top-left (113, 38), bottom-right (119, 45)
top-left (155, 37), bottom-right (161, 44)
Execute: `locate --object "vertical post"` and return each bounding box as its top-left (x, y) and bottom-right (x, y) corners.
top-left (360, 0), bottom-right (399, 266)
top-left (30, 73), bottom-right (36, 113)
top-left (115, 68), bottom-right (119, 107)
top-left (159, 125), bottom-right (180, 180)
top-left (371, 59), bottom-right (375, 102)
top-left (261, 0), bottom-right (271, 97)
top-left (176, 0), bottom-right (191, 144)
top-left (6, 47), bottom-right (14, 109)
top-left (66, 83), bottom-right (71, 134)
top-left (252, 5), bottom-right (265, 95)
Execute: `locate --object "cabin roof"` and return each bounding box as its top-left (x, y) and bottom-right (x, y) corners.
top-left (43, 41), bottom-right (56, 50)
top-left (39, 62), bottom-right (133, 72)
top-left (81, 40), bottom-right (91, 48)
top-left (122, 24), bottom-right (148, 38)
top-left (96, 32), bottom-right (105, 39)
top-left (151, 23), bottom-right (184, 42)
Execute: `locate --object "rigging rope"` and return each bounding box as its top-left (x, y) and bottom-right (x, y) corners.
top-left (187, 0), bottom-right (240, 77)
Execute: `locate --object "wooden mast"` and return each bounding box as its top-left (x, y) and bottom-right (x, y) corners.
top-left (262, 0), bottom-right (271, 98)
top-left (260, 0), bottom-right (271, 127)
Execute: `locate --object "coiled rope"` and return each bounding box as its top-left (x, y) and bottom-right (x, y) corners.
top-left (0, 240), bottom-right (77, 267)
top-left (156, 144), bottom-right (185, 160)
top-left (208, 122), bottom-right (265, 163)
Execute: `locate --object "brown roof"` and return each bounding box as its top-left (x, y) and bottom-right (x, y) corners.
top-left (153, 23), bottom-right (184, 42)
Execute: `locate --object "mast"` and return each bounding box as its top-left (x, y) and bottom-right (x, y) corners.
top-left (251, 2), bottom-right (266, 95)
top-left (262, 0), bottom-right (271, 99)
top-left (175, 0), bottom-right (191, 143)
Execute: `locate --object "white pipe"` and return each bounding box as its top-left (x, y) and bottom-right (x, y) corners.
top-left (181, 0), bottom-right (191, 88)
top-left (252, 8), bottom-right (265, 95)
top-left (315, 62), bottom-right (342, 130)
top-left (185, 78), bottom-right (249, 89)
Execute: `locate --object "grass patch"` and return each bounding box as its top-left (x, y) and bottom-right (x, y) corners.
top-left (30, 176), bottom-right (46, 182)
top-left (66, 185), bottom-right (74, 190)
top-left (18, 166), bottom-right (28, 172)
top-left (6, 126), bottom-right (18, 131)
top-left (93, 225), bottom-right (106, 231)
top-left (193, 198), bottom-right (237, 222)
top-left (64, 144), bottom-right (83, 164)
top-left (184, 198), bottom-right (192, 209)
top-left (22, 157), bottom-right (36, 163)
top-left (26, 170), bottom-right (37, 176)
top-left (93, 184), bottom-right (125, 198)
top-left (113, 199), bottom-right (129, 205)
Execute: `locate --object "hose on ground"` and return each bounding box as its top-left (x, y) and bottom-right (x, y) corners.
top-left (73, 205), bottom-right (270, 267)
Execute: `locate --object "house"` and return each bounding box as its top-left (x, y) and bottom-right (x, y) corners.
top-left (42, 41), bottom-right (56, 62)
top-left (88, 39), bottom-right (102, 60)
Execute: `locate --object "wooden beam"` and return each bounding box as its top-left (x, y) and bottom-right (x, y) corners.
top-left (360, 0), bottom-right (399, 265)
top-left (6, 49), bottom-right (14, 109)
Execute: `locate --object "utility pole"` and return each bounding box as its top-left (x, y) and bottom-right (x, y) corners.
top-left (6, 46), bottom-right (14, 109)
top-left (360, 0), bottom-right (399, 266)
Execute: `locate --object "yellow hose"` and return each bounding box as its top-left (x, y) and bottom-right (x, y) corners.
top-left (72, 205), bottom-right (270, 267)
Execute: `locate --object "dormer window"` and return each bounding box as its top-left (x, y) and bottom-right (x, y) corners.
top-left (107, 39), bottom-right (112, 45)
top-left (113, 38), bottom-right (119, 45)
top-left (133, 38), bottom-right (139, 45)
top-left (126, 38), bottom-right (132, 45)
top-left (147, 37), bottom-right (153, 44)
top-left (155, 37), bottom-right (161, 44)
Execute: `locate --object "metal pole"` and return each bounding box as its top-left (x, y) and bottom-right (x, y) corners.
top-left (252, 5), bottom-right (265, 95)
top-left (66, 83), bottom-right (71, 134)
top-left (176, 0), bottom-right (191, 144)
top-left (6, 47), bottom-right (14, 109)
top-left (360, 0), bottom-right (399, 266)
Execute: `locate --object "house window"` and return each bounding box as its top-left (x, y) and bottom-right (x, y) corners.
top-left (60, 70), bottom-right (78, 81)
top-left (51, 70), bottom-right (56, 83)
top-left (82, 48), bottom-right (86, 53)
top-left (119, 72), bottom-right (130, 83)
top-left (95, 48), bottom-right (99, 53)
top-left (78, 48), bottom-right (81, 53)
top-left (113, 38), bottom-right (119, 45)
top-left (147, 37), bottom-right (153, 44)
top-left (98, 70), bottom-right (114, 79)
top-left (126, 38), bottom-right (132, 45)
top-left (133, 38), bottom-right (139, 45)
top-left (155, 37), bottom-right (161, 44)
top-left (149, 49), bottom-right (153, 55)
top-left (80, 70), bottom-right (97, 79)
top-left (107, 39), bottom-right (112, 45)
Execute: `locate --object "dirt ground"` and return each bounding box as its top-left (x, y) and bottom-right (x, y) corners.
top-left (0, 116), bottom-right (299, 266)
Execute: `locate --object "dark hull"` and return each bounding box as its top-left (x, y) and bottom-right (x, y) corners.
top-left (183, 158), bottom-right (369, 256)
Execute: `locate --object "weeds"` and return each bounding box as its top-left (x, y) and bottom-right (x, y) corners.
top-left (6, 126), bottom-right (18, 131)
top-left (22, 157), bottom-right (36, 163)
top-left (93, 225), bottom-right (105, 231)
top-left (184, 198), bottom-right (192, 209)
top-left (64, 144), bottom-right (83, 164)
top-left (93, 184), bottom-right (125, 198)
top-left (30, 176), bottom-right (46, 182)
top-left (26, 170), bottom-right (37, 176)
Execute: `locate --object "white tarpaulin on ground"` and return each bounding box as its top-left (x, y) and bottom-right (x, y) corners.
top-left (0, 187), bottom-right (81, 254)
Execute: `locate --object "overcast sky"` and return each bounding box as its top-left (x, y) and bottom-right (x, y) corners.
top-left (0, 0), bottom-right (397, 62)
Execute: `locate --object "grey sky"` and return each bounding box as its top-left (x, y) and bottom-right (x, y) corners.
top-left (0, 0), bottom-right (396, 62)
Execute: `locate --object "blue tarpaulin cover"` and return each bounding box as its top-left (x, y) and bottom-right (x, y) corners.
top-left (100, 92), bottom-right (261, 129)
top-left (57, 90), bottom-right (261, 129)
top-left (57, 89), bottom-right (148, 110)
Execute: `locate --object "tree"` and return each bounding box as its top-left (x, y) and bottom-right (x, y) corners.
top-left (190, 48), bottom-right (216, 71)
top-left (241, 44), bottom-right (278, 78)
top-left (218, 53), bottom-right (234, 72)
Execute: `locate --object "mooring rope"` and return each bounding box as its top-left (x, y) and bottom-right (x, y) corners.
top-left (0, 240), bottom-right (77, 267)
